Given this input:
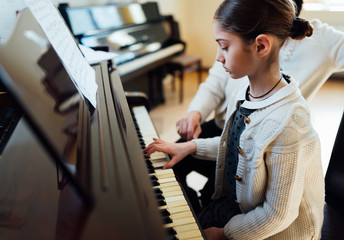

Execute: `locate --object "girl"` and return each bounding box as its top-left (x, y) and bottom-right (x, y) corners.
top-left (144, 0), bottom-right (324, 239)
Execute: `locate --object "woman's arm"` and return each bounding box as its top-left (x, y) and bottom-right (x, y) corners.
top-left (187, 61), bottom-right (229, 123)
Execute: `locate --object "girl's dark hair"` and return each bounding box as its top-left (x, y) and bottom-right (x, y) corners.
top-left (214, 0), bottom-right (312, 44)
top-left (294, 0), bottom-right (303, 17)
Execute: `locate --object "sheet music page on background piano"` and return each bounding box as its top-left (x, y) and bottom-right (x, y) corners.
top-left (24, 0), bottom-right (98, 108)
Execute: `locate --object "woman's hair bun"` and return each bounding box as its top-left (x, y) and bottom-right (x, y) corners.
top-left (290, 17), bottom-right (313, 40)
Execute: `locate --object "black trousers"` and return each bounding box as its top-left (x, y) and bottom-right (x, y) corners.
top-left (173, 119), bottom-right (222, 214)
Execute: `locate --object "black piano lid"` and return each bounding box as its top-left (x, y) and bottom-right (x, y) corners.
top-left (0, 8), bottom-right (94, 206)
top-left (58, 2), bottom-right (183, 68)
top-left (58, 2), bottom-right (162, 38)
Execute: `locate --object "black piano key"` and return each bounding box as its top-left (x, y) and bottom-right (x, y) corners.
top-left (151, 180), bottom-right (160, 187)
top-left (145, 160), bottom-right (154, 170)
top-left (146, 162), bottom-right (155, 173)
top-left (147, 167), bottom-right (155, 174)
top-left (162, 216), bottom-right (173, 224)
top-left (154, 188), bottom-right (163, 195)
top-left (150, 175), bottom-right (158, 181)
top-left (155, 192), bottom-right (164, 200)
top-left (146, 158), bottom-right (152, 163)
top-left (150, 175), bottom-right (159, 186)
top-left (168, 236), bottom-right (179, 240)
top-left (165, 227), bottom-right (177, 237)
top-left (157, 198), bottom-right (166, 206)
top-left (160, 208), bottom-right (170, 217)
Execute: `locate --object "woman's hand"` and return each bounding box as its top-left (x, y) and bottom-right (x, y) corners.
top-left (204, 227), bottom-right (227, 240)
top-left (143, 138), bottom-right (197, 169)
top-left (176, 111), bottom-right (202, 141)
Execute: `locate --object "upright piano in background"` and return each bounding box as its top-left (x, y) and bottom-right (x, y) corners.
top-left (0, 7), bottom-right (204, 240)
top-left (58, 2), bottom-right (186, 107)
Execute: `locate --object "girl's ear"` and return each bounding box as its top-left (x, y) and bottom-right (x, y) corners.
top-left (255, 34), bottom-right (271, 57)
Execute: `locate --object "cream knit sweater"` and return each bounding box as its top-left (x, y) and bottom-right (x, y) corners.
top-left (192, 77), bottom-right (324, 239)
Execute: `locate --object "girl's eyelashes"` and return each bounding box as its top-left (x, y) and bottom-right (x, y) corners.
top-left (219, 43), bottom-right (229, 51)
top-left (216, 40), bottom-right (228, 51)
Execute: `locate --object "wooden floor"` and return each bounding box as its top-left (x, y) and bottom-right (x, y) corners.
top-left (149, 71), bottom-right (344, 175)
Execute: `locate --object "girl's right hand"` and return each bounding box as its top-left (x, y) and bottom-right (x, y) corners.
top-left (143, 138), bottom-right (197, 169)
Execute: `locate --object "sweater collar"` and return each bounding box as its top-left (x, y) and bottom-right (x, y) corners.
top-left (237, 74), bottom-right (300, 109)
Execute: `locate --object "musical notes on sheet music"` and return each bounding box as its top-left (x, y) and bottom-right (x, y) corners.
top-left (24, 0), bottom-right (98, 108)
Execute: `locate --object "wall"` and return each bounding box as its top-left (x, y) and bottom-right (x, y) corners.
top-left (301, 4), bottom-right (344, 31)
top-left (149, 0), bottom-right (222, 68)
top-left (0, 0), bottom-right (26, 44)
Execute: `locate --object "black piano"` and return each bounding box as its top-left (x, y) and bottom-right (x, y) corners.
top-left (58, 2), bottom-right (186, 107)
top-left (0, 7), bottom-right (204, 240)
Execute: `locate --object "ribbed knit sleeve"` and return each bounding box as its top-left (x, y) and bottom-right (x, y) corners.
top-left (191, 136), bottom-right (221, 161)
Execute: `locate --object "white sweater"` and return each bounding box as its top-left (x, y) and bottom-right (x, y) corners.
top-left (192, 77), bottom-right (324, 239)
top-left (188, 19), bottom-right (344, 129)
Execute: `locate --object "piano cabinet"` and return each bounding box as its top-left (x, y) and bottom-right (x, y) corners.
top-left (0, 3), bottom-right (199, 237)
top-left (58, 2), bottom-right (186, 109)
top-left (0, 61), bottom-right (205, 240)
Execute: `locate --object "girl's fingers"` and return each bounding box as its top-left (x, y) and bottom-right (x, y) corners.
top-left (144, 145), bottom-right (159, 156)
top-left (143, 138), bottom-right (160, 152)
top-left (162, 161), bottom-right (173, 169)
top-left (162, 156), bottom-right (179, 169)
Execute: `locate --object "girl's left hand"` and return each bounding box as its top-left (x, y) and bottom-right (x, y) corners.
top-left (204, 227), bottom-right (227, 240)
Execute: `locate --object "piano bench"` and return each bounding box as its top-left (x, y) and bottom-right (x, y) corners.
top-left (166, 54), bottom-right (202, 103)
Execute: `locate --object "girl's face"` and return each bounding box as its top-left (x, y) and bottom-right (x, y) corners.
top-left (213, 20), bottom-right (257, 79)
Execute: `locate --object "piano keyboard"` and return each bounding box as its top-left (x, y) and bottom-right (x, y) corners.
top-left (131, 106), bottom-right (204, 240)
top-left (0, 106), bottom-right (21, 155)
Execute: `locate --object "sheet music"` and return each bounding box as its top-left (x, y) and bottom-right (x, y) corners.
top-left (24, 0), bottom-right (98, 108)
top-left (79, 44), bottom-right (118, 65)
